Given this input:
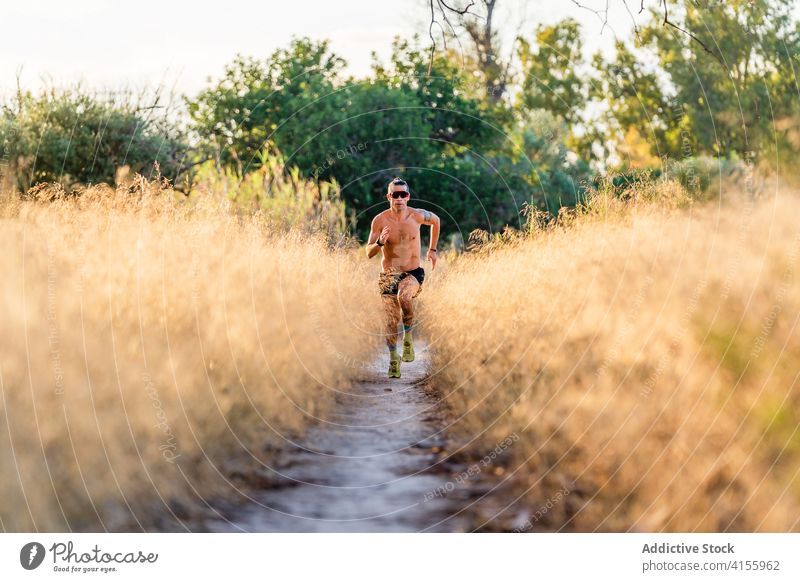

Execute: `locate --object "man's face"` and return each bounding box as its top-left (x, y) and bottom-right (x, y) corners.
top-left (387, 185), bottom-right (410, 209)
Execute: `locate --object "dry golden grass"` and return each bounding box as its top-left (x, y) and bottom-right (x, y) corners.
top-left (423, 184), bottom-right (800, 532)
top-left (0, 179), bottom-right (380, 531)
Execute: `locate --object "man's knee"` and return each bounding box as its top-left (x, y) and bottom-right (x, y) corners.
top-left (398, 290), bottom-right (415, 309)
top-left (398, 278), bottom-right (419, 301)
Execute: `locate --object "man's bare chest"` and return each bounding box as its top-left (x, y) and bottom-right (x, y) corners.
top-left (383, 218), bottom-right (420, 246)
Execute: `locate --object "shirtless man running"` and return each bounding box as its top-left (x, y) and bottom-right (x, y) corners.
top-left (365, 177), bottom-right (440, 378)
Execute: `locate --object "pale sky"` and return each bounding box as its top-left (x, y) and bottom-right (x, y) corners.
top-left (0, 0), bottom-right (662, 98)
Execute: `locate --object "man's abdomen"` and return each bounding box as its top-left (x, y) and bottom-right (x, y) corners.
top-left (381, 255), bottom-right (421, 272)
top-left (381, 242), bottom-right (420, 272)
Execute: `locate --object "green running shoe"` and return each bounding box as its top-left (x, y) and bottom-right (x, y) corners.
top-left (388, 358), bottom-right (401, 378)
top-left (402, 336), bottom-right (415, 362)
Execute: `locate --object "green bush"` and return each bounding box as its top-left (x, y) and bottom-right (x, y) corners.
top-left (189, 144), bottom-right (352, 242)
top-left (0, 87), bottom-right (187, 190)
top-left (664, 156), bottom-right (756, 200)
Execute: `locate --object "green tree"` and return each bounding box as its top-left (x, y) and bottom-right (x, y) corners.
top-left (187, 38), bottom-right (347, 173)
top-left (517, 19), bottom-right (586, 125)
top-left (189, 36), bottom-right (519, 236)
top-left (599, 0), bottom-right (800, 165)
top-left (515, 109), bottom-right (591, 212)
top-left (590, 41), bottom-right (675, 163)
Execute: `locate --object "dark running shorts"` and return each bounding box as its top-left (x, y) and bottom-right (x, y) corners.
top-left (379, 266), bottom-right (425, 296)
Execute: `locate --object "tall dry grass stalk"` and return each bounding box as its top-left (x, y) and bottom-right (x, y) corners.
top-left (424, 186), bottom-right (800, 531)
top-left (0, 179), bottom-right (380, 531)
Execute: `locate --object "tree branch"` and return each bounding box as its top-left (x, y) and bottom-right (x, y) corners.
top-left (427, 0), bottom-right (482, 75)
top-left (661, 0), bottom-right (726, 67)
top-left (570, 0), bottom-right (727, 69)
top-left (440, 0), bottom-right (475, 15)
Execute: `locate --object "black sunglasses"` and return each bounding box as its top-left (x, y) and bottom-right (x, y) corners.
top-left (390, 190), bottom-right (410, 199)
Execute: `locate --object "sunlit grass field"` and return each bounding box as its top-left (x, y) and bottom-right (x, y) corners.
top-left (423, 181), bottom-right (800, 531)
top-left (3, 168), bottom-right (799, 533)
top-left (0, 175), bottom-right (381, 531)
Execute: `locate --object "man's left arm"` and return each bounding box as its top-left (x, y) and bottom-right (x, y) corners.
top-left (419, 209), bottom-right (440, 270)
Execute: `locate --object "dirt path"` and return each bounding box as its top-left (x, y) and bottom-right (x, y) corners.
top-left (204, 342), bottom-right (494, 532)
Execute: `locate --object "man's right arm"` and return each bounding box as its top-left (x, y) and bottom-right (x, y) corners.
top-left (365, 216), bottom-right (383, 259)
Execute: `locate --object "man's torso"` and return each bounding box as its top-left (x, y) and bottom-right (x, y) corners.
top-left (376, 208), bottom-right (422, 272)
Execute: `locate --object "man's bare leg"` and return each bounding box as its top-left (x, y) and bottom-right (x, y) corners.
top-left (382, 295), bottom-right (402, 377)
top-left (398, 276), bottom-right (420, 362)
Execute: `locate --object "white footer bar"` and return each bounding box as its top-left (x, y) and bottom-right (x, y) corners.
top-left (1, 533), bottom-right (798, 581)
